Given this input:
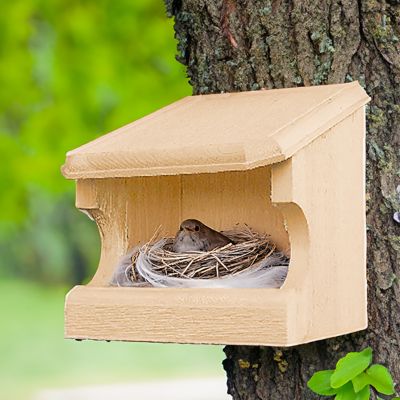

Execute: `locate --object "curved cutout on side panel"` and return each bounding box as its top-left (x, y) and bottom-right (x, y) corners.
top-left (76, 179), bottom-right (130, 286)
top-left (86, 208), bottom-right (113, 286)
top-left (273, 202), bottom-right (309, 289)
top-left (271, 159), bottom-right (310, 289)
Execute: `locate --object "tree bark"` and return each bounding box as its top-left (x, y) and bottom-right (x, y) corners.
top-left (165, 0), bottom-right (400, 398)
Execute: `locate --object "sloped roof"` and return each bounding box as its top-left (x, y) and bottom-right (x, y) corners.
top-left (62, 82), bottom-right (369, 179)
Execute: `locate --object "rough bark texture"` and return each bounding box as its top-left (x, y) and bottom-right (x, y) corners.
top-left (165, 0), bottom-right (400, 398)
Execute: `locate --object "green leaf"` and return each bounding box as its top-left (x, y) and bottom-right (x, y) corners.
top-left (335, 384), bottom-right (370, 400)
top-left (366, 364), bottom-right (395, 395)
top-left (352, 372), bottom-right (371, 392)
top-left (355, 386), bottom-right (371, 400)
top-left (308, 370), bottom-right (338, 395)
top-left (331, 348), bottom-right (373, 388)
top-left (335, 382), bottom-right (357, 400)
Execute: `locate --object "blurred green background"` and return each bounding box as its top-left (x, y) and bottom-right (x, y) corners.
top-left (0, 1), bottom-right (223, 399)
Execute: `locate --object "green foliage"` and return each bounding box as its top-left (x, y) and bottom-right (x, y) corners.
top-left (307, 348), bottom-right (397, 400)
top-left (366, 365), bottom-right (396, 395)
top-left (330, 348), bottom-right (373, 388)
top-left (334, 382), bottom-right (370, 400)
top-left (307, 370), bottom-right (339, 396)
top-left (0, 0), bottom-right (190, 282)
top-left (352, 373), bottom-right (371, 393)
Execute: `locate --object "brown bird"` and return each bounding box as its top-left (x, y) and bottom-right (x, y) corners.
top-left (172, 219), bottom-right (232, 253)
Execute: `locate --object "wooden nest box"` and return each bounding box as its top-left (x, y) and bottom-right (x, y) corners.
top-left (62, 82), bottom-right (370, 346)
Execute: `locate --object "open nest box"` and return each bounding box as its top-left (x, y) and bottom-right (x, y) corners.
top-left (62, 82), bottom-right (370, 346)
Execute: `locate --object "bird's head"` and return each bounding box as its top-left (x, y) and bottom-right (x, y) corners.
top-left (179, 219), bottom-right (203, 235)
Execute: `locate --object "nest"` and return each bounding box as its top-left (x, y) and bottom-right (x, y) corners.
top-left (113, 226), bottom-right (290, 289)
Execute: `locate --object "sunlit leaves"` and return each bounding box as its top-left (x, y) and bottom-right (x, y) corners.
top-left (352, 373), bottom-right (371, 393)
top-left (308, 348), bottom-right (398, 400)
top-left (331, 348), bottom-right (373, 388)
top-left (366, 365), bottom-right (395, 395)
top-left (308, 370), bottom-right (339, 396)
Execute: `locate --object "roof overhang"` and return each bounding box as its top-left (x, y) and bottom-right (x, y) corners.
top-left (62, 82), bottom-right (370, 179)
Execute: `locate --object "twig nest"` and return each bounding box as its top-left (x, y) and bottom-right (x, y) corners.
top-left (113, 226), bottom-right (290, 288)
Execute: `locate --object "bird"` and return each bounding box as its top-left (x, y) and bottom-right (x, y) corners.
top-left (172, 219), bottom-right (232, 253)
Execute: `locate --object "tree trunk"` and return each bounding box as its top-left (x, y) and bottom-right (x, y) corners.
top-left (165, 0), bottom-right (400, 398)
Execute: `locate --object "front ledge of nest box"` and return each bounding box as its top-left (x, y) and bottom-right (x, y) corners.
top-left (62, 82), bottom-right (370, 347)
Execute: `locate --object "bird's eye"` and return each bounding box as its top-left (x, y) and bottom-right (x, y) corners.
top-left (195, 225), bottom-right (200, 231)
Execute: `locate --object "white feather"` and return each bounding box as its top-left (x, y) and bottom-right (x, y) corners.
top-left (110, 247), bottom-right (139, 287)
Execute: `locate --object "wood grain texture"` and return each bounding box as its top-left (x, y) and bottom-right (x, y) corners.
top-left (65, 108), bottom-right (367, 346)
top-left (61, 82), bottom-right (369, 179)
top-left (280, 109), bottom-right (367, 341)
top-left (65, 286), bottom-right (293, 346)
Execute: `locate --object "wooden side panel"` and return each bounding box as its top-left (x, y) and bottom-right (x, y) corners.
top-left (273, 108), bottom-right (367, 342)
top-left (78, 179), bottom-right (132, 286)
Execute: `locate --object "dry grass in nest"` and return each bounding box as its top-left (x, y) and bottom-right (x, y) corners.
top-left (127, 225), bottom-right (286, 284)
